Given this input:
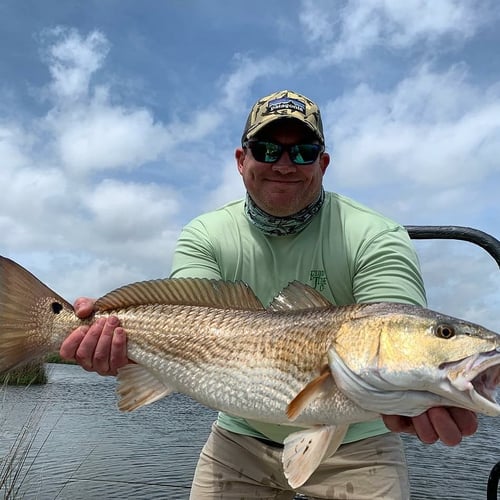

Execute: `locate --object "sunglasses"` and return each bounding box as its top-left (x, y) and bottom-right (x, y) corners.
top-left (243, 140), bottom-right (324, 165)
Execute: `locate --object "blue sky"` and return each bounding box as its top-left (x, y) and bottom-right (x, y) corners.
top-left (1, 0), bottom-right (499, 330)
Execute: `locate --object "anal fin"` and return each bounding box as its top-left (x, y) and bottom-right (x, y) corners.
top-left (283, 424), bottom-right (349, 488)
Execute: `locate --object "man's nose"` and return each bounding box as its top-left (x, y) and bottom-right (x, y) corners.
top-left (271, 151), bottom-right (296, 173)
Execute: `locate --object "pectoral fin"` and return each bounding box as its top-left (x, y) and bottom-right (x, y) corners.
top-left (287, 365), bottom-right (334, 421)
top-left (116, 364), bottom-right (173, 412)
top-left (282, 424), bottom-right (349, 488)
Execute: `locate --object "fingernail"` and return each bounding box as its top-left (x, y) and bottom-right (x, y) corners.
top-left (108, 316), bottom-right (119, 327)
top-left (74, 298), bottom-right (86, 309)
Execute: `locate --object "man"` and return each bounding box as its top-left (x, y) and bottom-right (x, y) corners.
top-left (61, 90), bottom-right (478, 499)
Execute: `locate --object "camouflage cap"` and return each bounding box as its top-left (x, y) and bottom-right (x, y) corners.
top-left (241, 90), bottom-right (324, 145)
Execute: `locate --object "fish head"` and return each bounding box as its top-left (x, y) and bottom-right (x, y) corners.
top-left (329, 303), bottom-right (500, 417)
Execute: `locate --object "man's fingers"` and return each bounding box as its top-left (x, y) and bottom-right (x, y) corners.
top-left (383, 408), bottom-right (478, 447)
top-left (92, 317), bottom-right (118, 374)
top-left (429, 407), bottom-right (464, 445)
top-left (382, 415), bottom-right (416, 435)
top-left (409, 412), bottom-right (440, 444)
top-left (59, 325), bottom-right (89, 360)
top-left (92, 316), bottom-right (127, 375)
top-left (448, 407), bottom-right (478, 437)
top-left (109, 327), bottom-right (128, 374)
top-left (414, 408), bottom-right (472, 446)
top-left (73, 297), bottom-right (96, 318)
top-left (75, 318), bottom-right (106, 371)
top-left (62, 316), bottom-right (127, 376)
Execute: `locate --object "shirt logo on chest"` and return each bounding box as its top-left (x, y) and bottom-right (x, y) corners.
top-left (309, 270), bottom-right (327, 291)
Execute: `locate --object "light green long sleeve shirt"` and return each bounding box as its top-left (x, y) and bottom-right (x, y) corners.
top-left (170, 191), bottom-right (427, 444)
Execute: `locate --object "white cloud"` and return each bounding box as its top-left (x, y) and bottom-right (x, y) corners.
top-left (85, 179), bottom-right (180, 241)
top-left (0, 27), bottom-right (185, 299)
top-left (0, 124), bottom-right (33, 169)
top-left (325, 65), bottom-right (500, 192)
top-left (300, 0), bottom-right (495, 63)
top-left (40, 27), bottom-right (110, 103)
top-left (36, 29), bottom-right (174, 173)
top-left (168, 108), bottom-right (224, 144)
top-left (50, 98), bottom-right (172, 173)
top-left (219, 54), bottom-right (294, 111)
top-left (203, 155), bottom-right (246, 211)
top-left (0, 157), bottom-right (72, 249)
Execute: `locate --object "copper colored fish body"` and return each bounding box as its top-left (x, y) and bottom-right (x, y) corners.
top-left (1, 256), bottom-right (500, 488)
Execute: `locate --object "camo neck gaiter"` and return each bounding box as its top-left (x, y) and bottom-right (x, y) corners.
top-left (244, 188), bottom-right (325, 236)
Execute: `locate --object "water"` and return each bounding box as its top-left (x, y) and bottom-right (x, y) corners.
top-left (1, 364), bottom-right (498, 499)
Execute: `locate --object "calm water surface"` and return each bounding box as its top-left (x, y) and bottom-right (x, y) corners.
top-left (1, 364), bottom-right (498, 499)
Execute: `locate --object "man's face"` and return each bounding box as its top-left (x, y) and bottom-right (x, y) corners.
top-left (235, 120), bottom-right (330, 217)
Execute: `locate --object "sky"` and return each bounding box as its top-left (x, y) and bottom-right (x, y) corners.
top-left (1, 0), bottom-right (499, 331)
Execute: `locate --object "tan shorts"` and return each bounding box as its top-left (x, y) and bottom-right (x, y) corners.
top-left (189, 423), bottom-right (409, 500)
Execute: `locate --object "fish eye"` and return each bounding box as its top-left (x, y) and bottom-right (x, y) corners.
top-left (51, 302), bottom-right (63, 314)
top-left (435, 324), bottom-right (455, 339)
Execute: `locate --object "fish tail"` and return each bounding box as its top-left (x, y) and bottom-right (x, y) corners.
top-left (0, 256), bottom-right (74, 373)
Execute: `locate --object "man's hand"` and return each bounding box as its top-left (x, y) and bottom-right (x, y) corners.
top-left (59, 297), bottom-right (129, 376)
top-left (382, 407), bottom-right (478, 445)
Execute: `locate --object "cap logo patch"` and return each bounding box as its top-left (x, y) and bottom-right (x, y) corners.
top-left (267, 97), bottom-right (306, 114)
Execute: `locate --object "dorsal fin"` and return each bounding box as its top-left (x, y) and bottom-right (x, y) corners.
top-left (268, 281), bottom-right (332, 312)
top-left (95, 277), bottom-right (265, 312)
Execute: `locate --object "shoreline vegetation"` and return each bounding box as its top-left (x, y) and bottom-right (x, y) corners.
top-left (0, 355), bottom-right (75, 386)
top-left (0, 402), bottom-right (46, 499)
top-left (1, 356), bottom-right (76, 496)
top-left (1, 366), bottom-right (54, 498)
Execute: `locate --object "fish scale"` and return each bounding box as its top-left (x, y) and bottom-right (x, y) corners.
top-left (114, 306), bottom-right (330, 420)
top-left (96, 304), bottom-right (391, 426)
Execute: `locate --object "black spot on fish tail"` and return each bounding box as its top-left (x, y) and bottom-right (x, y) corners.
top-left (51, 302), bottom-right (63, 314)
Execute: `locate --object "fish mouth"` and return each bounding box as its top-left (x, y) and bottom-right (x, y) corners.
top-left (444, 349), bottom-right (500, 416)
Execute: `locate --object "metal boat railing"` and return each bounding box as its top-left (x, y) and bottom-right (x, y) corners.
top-left (406, 225), bottom-right (500, 499)
top-left (405, 225), bottom-right (500, 268)
top-left (488, 462), bottom-right (500, 500)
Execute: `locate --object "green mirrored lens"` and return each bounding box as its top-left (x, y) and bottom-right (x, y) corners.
top-left (289, 144), bottom-right (321, 164)
top-left (263, 142), bottom-right (281, 162)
